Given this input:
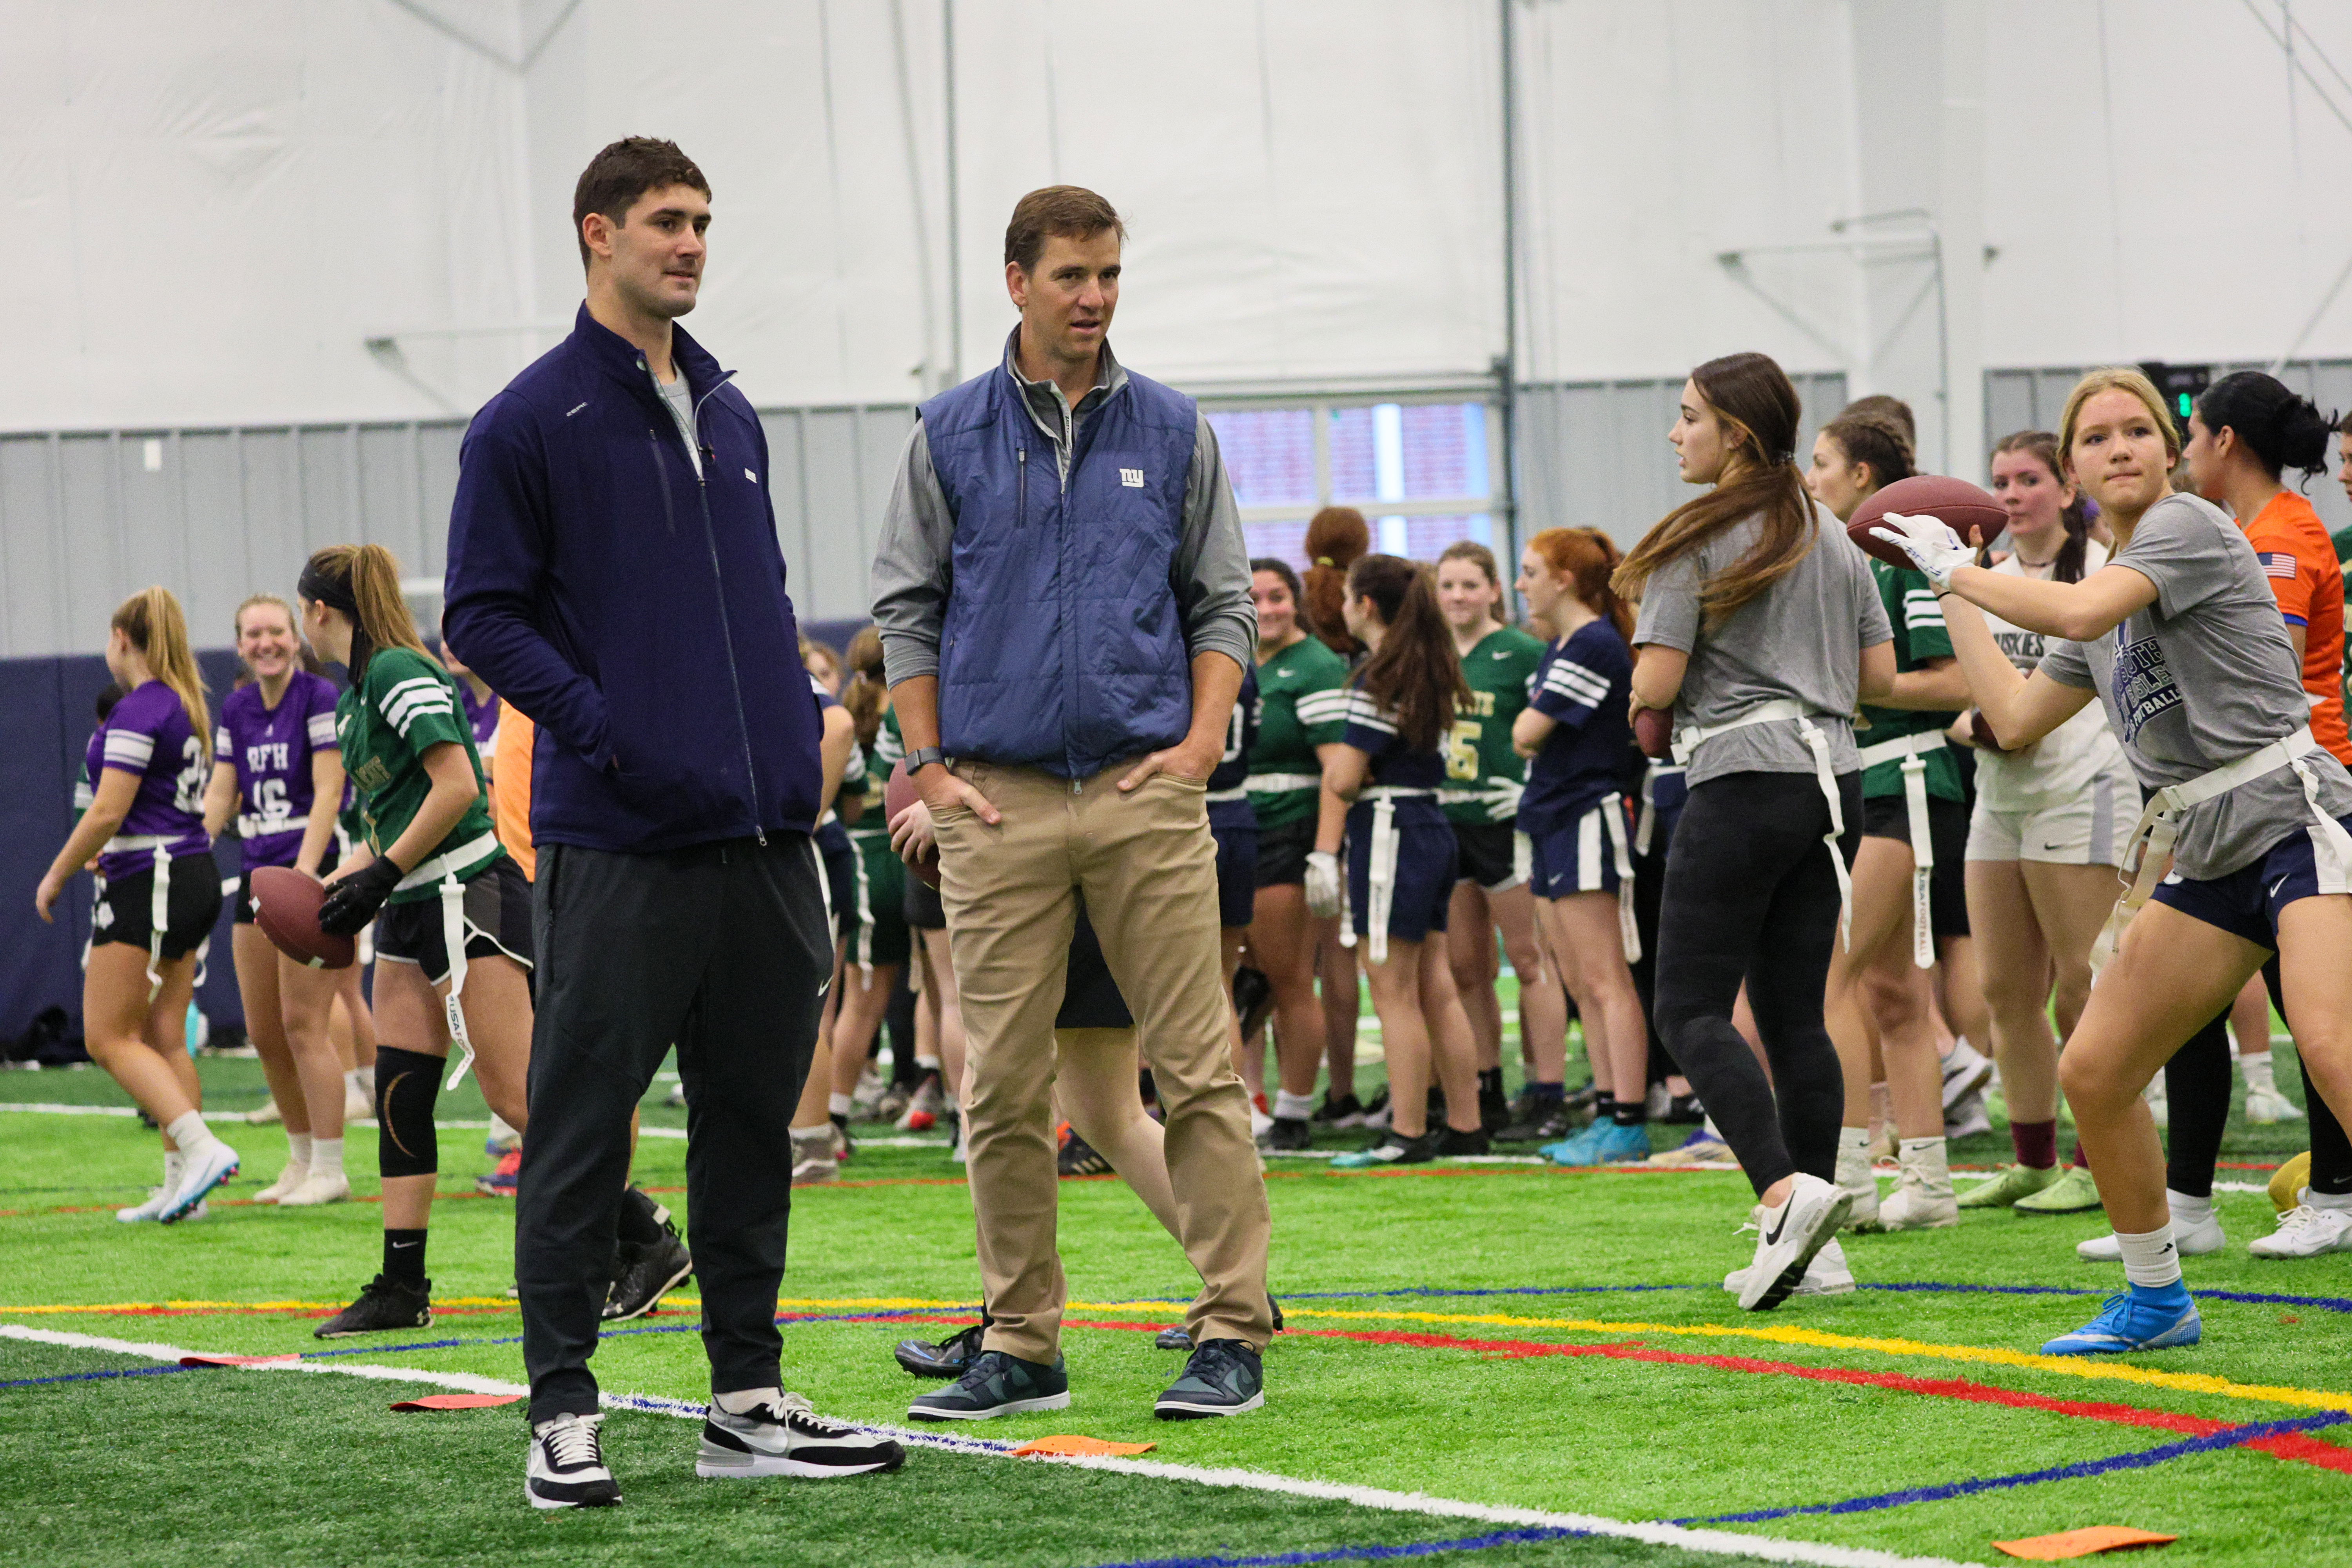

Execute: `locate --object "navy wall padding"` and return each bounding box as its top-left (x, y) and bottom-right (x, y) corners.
top-left (3, 650), bottom-right (261, 1043)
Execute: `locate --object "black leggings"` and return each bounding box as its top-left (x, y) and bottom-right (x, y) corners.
top-left (1654, 769), bottom-right (1863, 1196)
top-left (2165, 957), bottom-right (2352, 1198)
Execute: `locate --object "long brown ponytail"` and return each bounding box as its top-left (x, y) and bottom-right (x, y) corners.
top-left (842, 625), bottom-right (889, 747)
top-left (111, 586), bottom-right (208, 740)
top-left (1348, 555), bottom-right (1471, 753)
top-left (1302, 506), bottom-right (1370, 658)
top-left (1527, 528), bottom-right (1634, 647)
top-left (299, 544), bottom-right (425, 677)
top-left (1612, 352), bottom-right (1818, 628)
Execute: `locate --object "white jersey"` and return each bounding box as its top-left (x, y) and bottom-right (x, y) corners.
top-left (1974, 543), bottom-right (2134, 813)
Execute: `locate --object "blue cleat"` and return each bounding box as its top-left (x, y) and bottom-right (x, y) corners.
top-left (1586, 1121), bottom-right (1654, 1164)
top-left (2041, 1288), bottom-right (2201, 1356)
top-left (1540, 1123), bottom-right (1610, 1166)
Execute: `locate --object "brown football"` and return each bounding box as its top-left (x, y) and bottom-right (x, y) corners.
top-left (249, 865), bottom-right (356, 970)
top-left (883, 759), bottom-right (942, 889)
top-left (1633, 707), bottom-right (1673, 760)
top-left (1847, 475), bottom-right (2005, 570)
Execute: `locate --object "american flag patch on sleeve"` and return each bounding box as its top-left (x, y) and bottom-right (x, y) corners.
top-left (2258, 551), bottom-right (2298, 580)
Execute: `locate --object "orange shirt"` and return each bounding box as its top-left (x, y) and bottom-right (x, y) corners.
top-left (492, 699), bottom-right (536, 881)
top-left (2242, 490), bottom-right (2350, 763)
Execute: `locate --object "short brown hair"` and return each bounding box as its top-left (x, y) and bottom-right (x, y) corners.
top-left (1004, 185), bottom-right (1125, 274)
top-left (573, 137), bottom-right (710, 270)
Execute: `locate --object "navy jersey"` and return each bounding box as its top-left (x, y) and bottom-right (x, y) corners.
top-left (1339, 683), bottom-right (1449, 830)
top-left (1207, 662), bottom-right (1260, 829)
top-left (1517, 621), bottom-right (1636, 833)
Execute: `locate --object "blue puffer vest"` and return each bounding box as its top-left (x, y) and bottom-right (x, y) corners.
top-left (922, 364), bottom-right (1199, 779)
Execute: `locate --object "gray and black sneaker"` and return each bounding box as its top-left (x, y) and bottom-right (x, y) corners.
top-left (314, 1274), bottom-right (431, 1338)
top-left (907, 1348), bottom-right (1070, 1421)
top-left (1497, 1098), bottom-right (1579, 1144)
top-left (526, 1412), bottom-right (621, 1510)
top-left (893, 1321), bottom-right (985, 1378)
top-left (1258, 1116), bottom-right (1312, 1153)
top-left (697, 1392), bottom-right (907, 1479)
top-left (1154, 1339), bottom-right (1264, 1419)
top-left (603, 1218), bottom-right (693, 1322)
top-left (1157, 1295), bottom-right (1282, 1352)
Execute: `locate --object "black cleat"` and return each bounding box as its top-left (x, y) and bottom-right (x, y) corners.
top-left (315, 1274), bottom-right (432, 1338)
top-left (604, 1218), bottom-right (693, 1322)
top-left (1258, 1116), bottom-right (1312, 1152)
top-left (1497, 1098), bottom-right (1580, 1144)
top-left (1439, 1125), bottom-right (1491, 1157)
top-left (893, 1321), bottom-right (985, 1379)
top-left (1310, 1092), bottom-right (1365, 1129)
top-left (1058, 1127), bottom-right (1113, 1177)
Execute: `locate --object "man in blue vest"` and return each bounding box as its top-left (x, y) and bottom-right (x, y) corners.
top-left (871, 185), bottom-right (1272, 1421)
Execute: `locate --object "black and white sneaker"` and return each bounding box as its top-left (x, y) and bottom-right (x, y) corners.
top-left (526, 1412), bottom-right (621, 1510)
top-left (603, 1217), bottom-right (693, 1322)
top-left (1257, 1116), bottom-right (1312, 1153)
top-left (697, 1393), bottom-right (906, 1479)
top-left (314, 1274), bottom-right (432, 1339)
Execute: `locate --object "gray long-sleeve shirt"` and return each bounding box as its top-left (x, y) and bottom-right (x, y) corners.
top-left (870, 333), bottom-right (1256, 688)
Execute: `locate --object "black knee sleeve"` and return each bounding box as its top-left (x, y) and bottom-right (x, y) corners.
top-left (375, 1046), bottom-right (444, 1179)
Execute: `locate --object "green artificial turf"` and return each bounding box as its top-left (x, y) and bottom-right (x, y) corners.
top-left (1, 1043), bottom-right (2347, 1568)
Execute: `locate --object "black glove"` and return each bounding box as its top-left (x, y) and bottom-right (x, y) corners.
top-left (318, 856), bottom-right (404, 937)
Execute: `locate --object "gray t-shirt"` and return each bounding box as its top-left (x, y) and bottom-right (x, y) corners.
top-left (656, 373), bottom-right (701, 477)
top-left (1632, 503), bottom-right (1892, 786)
top-left (2038, 492), bottom-right (2352, 879)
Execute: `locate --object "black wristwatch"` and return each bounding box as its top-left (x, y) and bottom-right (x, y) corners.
top-left (906, 746), bottom-right (949, 773)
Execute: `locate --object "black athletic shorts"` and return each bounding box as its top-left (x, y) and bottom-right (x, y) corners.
top-left (816, 820), bottom-right (858, 943)
top-left (1058, 905), bottom-right (1134, 1030)
top-left (904, 869), bottom-right (946, 931)
top-left (1254, 814), bottom-right (1315, 890)
top-left (93, 852), bottom-right (225, 961)
top-left (375, 853), bottom-right (534, 986)
top-left (1211, 820), bottom-right (1258, 929)
top-left (1451, 820), bottom-right (1526, 893)
top-left (234, 849), bottom-right (341, 925)
top-left (1860, 793), bottom-right (1971, 939)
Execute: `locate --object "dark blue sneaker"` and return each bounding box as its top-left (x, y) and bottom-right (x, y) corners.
top-left (906, 1348), bottom-right (1070, 1421)
top-left (1154, 1339), bottom-right (1264, 1419)
top-left (2042, 1288), bottom-right (2201, 1356)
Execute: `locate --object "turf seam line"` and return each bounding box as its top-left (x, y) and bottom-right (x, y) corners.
top-left (0, 1324), bottom-right (1989, 1568)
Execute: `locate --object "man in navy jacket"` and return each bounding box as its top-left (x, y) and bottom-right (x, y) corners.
top-left (444, 137), bottom-right (903, 1509)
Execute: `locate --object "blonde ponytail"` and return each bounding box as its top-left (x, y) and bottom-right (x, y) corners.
top-left (299, 543), bottom-right (425, 675)
top-left (111, 586), bottom-right (209, 739)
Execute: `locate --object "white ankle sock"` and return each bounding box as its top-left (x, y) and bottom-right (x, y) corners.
top-left (2115, 1224), bottom-right (2183, 1289)
top-left (165, 1111), bottom-right (220, 1157)
top-left (2166, 1189), bottom-right (2213, 1227)
top-left (2307, 1188), bottom-right (2352, 1212)
top-left (1274, 1090), bottom-right (1318, 1121)
top-left (309, 1138), bottom-right (344, 1178)
top-left (1839, 1125), bottom-right (1870, 1154)
top-left (2239, 1050), bottom-right (2278, 1096)
top-left (714, 1386), bottom-right (780, 1416)
top-left (356, 1065), bottom-right (376, 1097)
top-left (163, 1150), bottom-right (184, 1188)
top-left (829, 1093), bottom-right (853, 1117)
top-left (286, 1132), bottom-right (313, 1169)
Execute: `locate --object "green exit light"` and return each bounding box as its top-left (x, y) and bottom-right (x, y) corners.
top-left (2178, 392), bottom-right (2194, 417)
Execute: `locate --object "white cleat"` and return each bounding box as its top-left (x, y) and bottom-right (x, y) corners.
top-left (1736, 1174), bottom-right (1853, 1311)
top-left (1725, 1236), bottom-right (1854, 1298)
top-left (254, 1163), bottom-right (310, 1204)
top-left (2248, 1199), bottom-right (2352, 1258)
top-left (160, 1142), bottom-right (240, 1223)
top-left (1877, 1139), bottom-right (1958, 1230)
top-left (2244, 1085), bottom-right (2305, 1125)
top-left (2079, 1210), bottom-right (2226, 1261)
top-left (275, 1169), bottom-right (351, 1207)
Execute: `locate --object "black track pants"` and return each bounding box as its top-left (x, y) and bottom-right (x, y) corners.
top-left (2165, 956), bottom-right (2352, 1198)
top-left (1653, 769), bottom-right (1862, 1197)
top-left (517, 835), bottom-right (831, 1424)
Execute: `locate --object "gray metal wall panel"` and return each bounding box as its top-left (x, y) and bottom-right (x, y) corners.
top-left (174, 432), bottom-right (248, 644)
top-left (762, 409), bottom-right (811, 591)
top-left (0, 439), bottom-right (65, 656)
top-left (797, 410), bottom-right (869, 621)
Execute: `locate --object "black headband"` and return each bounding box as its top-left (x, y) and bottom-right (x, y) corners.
top-left (297, 561), bottom-right (358, 618)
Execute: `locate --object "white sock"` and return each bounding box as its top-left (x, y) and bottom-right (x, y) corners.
top-left (2306, 1188), bottom-right (2352, 1212)
top-left (2166, 1188), bottom-right (2213, 1227)
top-left (2115, 1224), bottom-right (2184, 1290)
top-left (714, 1386), bottom-right (780, 1416)
top-left (357, 1065), bottom-right (376, 1098)
top-left (1839, 1125), bottom-right (1870, 1154)
top-left (286, 1132), bottom-right (313, 1169)
top-left (829, 1093), bottom-right (853, 1117)
top-left (309, 1138), bottom-right (344, 1178)
top-left (915, 1054), bottom-right (942, 1071)
top-left (1274, 1090), bottom-right (1318, 1122)
top-left (2239, 1051), bottom-right (2278, 1096)
top-left (163, 1150), bottom-right (184, 1189)
top-left (1702, 1116), bottom-right (1722, 1138)
top-left (165, 1111), bottom-right (221, 1157)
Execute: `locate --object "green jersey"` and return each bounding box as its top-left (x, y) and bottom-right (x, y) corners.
top-left (852, 709), bottom-right (904, 842)
top-left (1440, 625), bottom-right (1548, 824)
top-left (1246, 635), bottom-right (1350, 828)
top-left (1858, 561), bottom-right (1964, 802)
top-left (335, 647), bottom-right (501, 902)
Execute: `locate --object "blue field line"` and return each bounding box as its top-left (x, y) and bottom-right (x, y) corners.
top-left (1069, 1526), bottom-right (1592, 1568)
top-left (0, 1363), bottom-right (198, 1391)
top-left (303, 1305), bottom-right (949, 1361)
top-left (1678, 1409), bottom-right (2352, 1527)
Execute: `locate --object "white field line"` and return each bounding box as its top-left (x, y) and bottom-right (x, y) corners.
top-left (0, 1323), bottom-right (1989, 1568)
top-left (0, 1103), bottom-right (947, 1149)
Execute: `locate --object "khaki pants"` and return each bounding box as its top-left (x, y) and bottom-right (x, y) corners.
top-left (935, 760), bottom-right (1273, 1362)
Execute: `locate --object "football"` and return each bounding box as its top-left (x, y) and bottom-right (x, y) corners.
top-left (249, 865), bottom-right (356, 970)
top-left (1846, 474), bottom-right (2005, 570)
top-left (883, 759), bottom-right (942, 889)
top-left (1634, 706), bottom-right (1674, 760)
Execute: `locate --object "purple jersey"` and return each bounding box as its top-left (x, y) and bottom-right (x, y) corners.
top-left (215, 671), bottom-right (342, 869)
top-left (458, 679), bottom-right (500, 750)
top-left (87, 681), bottom-right (211, 879)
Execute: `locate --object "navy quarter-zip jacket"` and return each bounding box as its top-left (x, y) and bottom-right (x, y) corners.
top-left (443, 303), bottom-right (823, 854)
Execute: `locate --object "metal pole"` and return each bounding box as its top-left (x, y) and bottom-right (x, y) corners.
top-left (943, 0), bottom-right (963, 389)
top-left (1497, 0), bottom-right (1520, 554)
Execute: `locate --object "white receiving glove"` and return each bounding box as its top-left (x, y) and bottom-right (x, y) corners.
top-left (1868, 511), bottom-right (1971, 590)
top-left (1304, 850), bottom-right (1343, 919)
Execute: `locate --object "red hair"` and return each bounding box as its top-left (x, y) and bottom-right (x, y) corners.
top-left (1527, 528), bottom-right (1633, 646)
